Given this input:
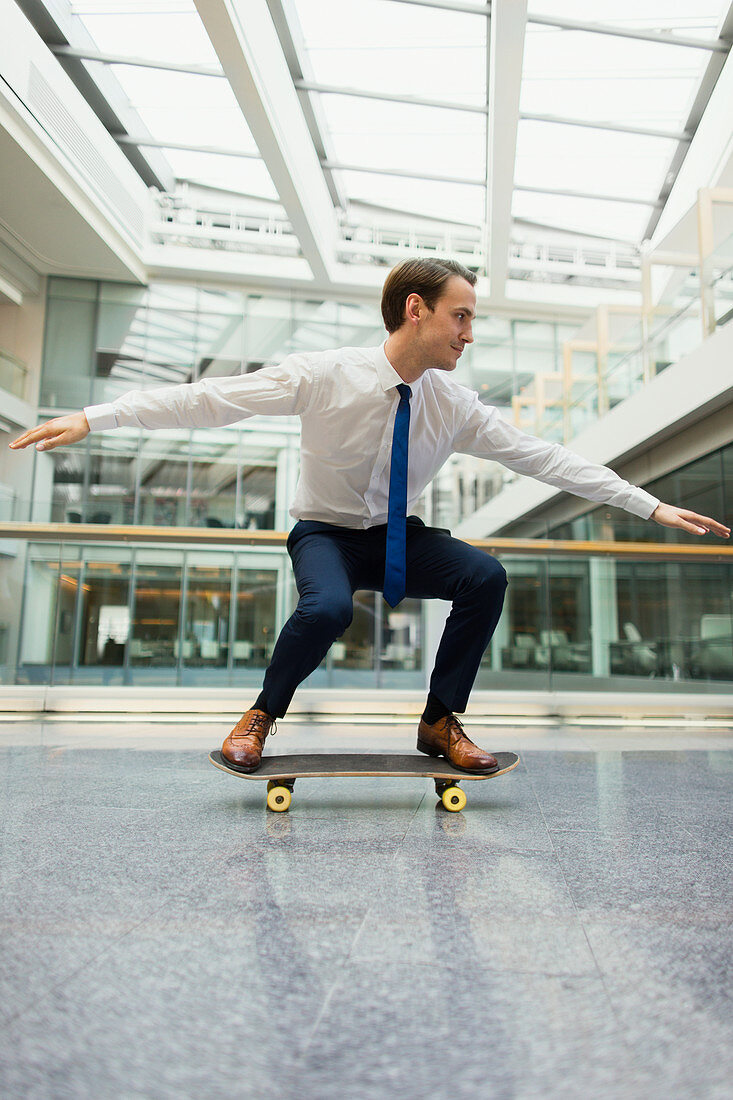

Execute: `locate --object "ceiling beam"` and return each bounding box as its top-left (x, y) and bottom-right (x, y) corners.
top-left (521, 112), bottom-right (689, 143)
top-left (516, 184), bottom-right (661, 208)
top-left (486, 0), bottom-right (527, 299)
top-left (386, 0), bottom-right (490, 15)
top-left (294, 79), bottom-right (486, 115)
top-left (115, 135), bottom-right (261, 160)
top-left (528, 14), bottom-right (728, 52)
top-left (322, 160), bottom-right (485, 188)
top-left (266, 0), bottom-right (347, 211)
top-left (49, 44), bottom-right (224, 78)
top-left (193, 0), bottom-right (338, 283)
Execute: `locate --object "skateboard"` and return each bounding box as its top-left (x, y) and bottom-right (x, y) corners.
top-left (208, 750), bottom-right (520, 813)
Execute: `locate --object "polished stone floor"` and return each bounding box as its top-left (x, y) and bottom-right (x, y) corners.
top-left (1, 717), bottom-right (731, 1100)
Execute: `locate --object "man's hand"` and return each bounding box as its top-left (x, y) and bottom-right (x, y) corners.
top-left (9, 412), bottom-right (90, 453)
top-left (652, 502), bottom-right (730, 538)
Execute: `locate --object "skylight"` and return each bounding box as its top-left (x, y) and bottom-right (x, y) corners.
top-left (62, 0), bottom-right (732, 284)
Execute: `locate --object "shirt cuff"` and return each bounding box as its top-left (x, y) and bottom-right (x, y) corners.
top-left (83, 403), bottom-right (118, 432)
top-left (626, 488), bottom-right (660, 520)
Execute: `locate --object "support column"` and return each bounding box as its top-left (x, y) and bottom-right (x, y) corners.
top-left (698, 187), bottom-right (716, 339)
top-left (589, 557), bottom-right (618, 677)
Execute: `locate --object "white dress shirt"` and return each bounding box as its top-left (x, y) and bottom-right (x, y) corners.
top-left (84, 343), bottom-right (659, 527)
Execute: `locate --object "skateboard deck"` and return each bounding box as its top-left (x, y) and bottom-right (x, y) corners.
top-left (209, 750), bottom-right (520, 813)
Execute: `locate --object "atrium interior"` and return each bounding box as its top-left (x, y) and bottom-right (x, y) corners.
top-left (0, 2), bottom-right (732, 1098)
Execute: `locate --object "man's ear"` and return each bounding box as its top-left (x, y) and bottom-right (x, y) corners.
top-left (405, 293), bottom-right (423, 326)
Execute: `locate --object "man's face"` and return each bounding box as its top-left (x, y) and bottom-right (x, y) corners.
top-left (408, 276), bottom-right (476, 371)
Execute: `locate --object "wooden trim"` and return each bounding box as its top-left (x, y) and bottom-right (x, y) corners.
top-left (1, 522), bottom-right (731, 561)
top-left (471, 536), bottom-right (733, 561)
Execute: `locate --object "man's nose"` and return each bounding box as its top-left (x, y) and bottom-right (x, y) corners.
top-left (462, 322), bottom-right (474, 344)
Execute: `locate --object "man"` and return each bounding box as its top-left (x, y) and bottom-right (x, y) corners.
top-left (10, 259), bottom-right (730, 774)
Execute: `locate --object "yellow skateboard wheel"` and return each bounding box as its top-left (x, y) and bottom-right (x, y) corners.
top-left (441, 785), bottom-right (466, 813)
top-left (267, 785), bottom-right (292, 813)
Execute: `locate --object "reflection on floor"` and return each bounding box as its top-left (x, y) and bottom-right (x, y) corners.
top-left (1, 718), bottom-right (731, 1099)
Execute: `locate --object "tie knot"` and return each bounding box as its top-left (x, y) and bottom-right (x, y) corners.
top-left (396, 383), bottom-right (412, 400)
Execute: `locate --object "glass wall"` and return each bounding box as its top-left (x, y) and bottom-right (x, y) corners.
top-left (477, 551), bottom-right (733, 693)
top-left (3, 536), bottom-right (729, 692)
top-left (16, 543), bottom-right (283, 688)
top-left (11, 541), bottom-right (425, 691)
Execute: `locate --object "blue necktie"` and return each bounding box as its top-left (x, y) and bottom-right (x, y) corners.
top-left (383, 383), bottom-right (412, 608)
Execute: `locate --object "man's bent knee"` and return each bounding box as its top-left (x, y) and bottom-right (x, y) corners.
top-left (297, 596), bottom-right (353, 636)
top-left (472, 556), bottom-right (508, 594)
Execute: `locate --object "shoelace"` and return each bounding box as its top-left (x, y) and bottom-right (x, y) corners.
top-left (231, 713), bottom-right (277, 741)
top-left (443, 714), bottom-right (474, 745)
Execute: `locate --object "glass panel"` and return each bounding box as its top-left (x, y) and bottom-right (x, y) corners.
top-left (0, 539), bottom-right (25, 683)
top-left (298, 0), bottom-right (486, 103)
top-left (73, 6), bottom-right (277, 198)
top-left (521, 21), bottom-right (708, 134)
top-left (246, 295), bottom-right (294, 368)
top-left (41, 295), bottom-right (95, 409)
top-left (136, 430), bottom-right (192, 527)
top-left (18, 544), bottom-right (86, 686)
top-left (87, 431), bottom-right (139, 525)
top-left (379, 597), bottom-right (423, 689)
top-left (233, 565), bottom-right (278, 670)
top-left (609, 560), bottom-right (733, 688)
top-left (477, 557), bottom-right (551, 690)
top-left (339, 171), bottom-right (485, 226)
top-left (513, 179), bottom-right (653, 242)
top-left (645, 450), bottom-right (726, 545)
top-left (545, 557), bottom-right (593, 687)
top-left (238, 460), bottom-right (277, 532)
top-left (76, 551), bottom-right (132, 685)
top-left (188, 431), bottom-right (238, 529)
top-left (129, 557), bottom-right (182, 680)
top-left (17, 545), bottom-right (63, 685)
top-left (182, 559), bottom-right (231, 675)
top-left (722, 445), bottom-right (733, 530)
top-left (330, 590), bottom-right (376, 684)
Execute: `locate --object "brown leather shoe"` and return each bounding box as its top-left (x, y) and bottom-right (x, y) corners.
top-left (222, 708), bottom-right (276, 772)
top-left (417, 714), bottom-right (498, 774)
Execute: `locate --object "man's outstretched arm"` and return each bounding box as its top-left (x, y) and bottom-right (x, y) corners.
top-left (9, 353), bottom-right (320, 456)
top-left (9, 411), bottom-right (89, 452)
top-left (454, 397), bottom-right (730, 540)
top-left (651, 502), bottom-right (729, 538)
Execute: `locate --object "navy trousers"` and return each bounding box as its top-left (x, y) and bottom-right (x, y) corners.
top-left (259, 517), bottom-right (508, 718)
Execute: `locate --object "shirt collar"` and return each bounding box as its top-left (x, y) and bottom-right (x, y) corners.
top-left (375, 343), bottom-right (423, 394)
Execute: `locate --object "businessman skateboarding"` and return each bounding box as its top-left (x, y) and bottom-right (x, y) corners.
top-left (10, 258), bottom-right (730, 775)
